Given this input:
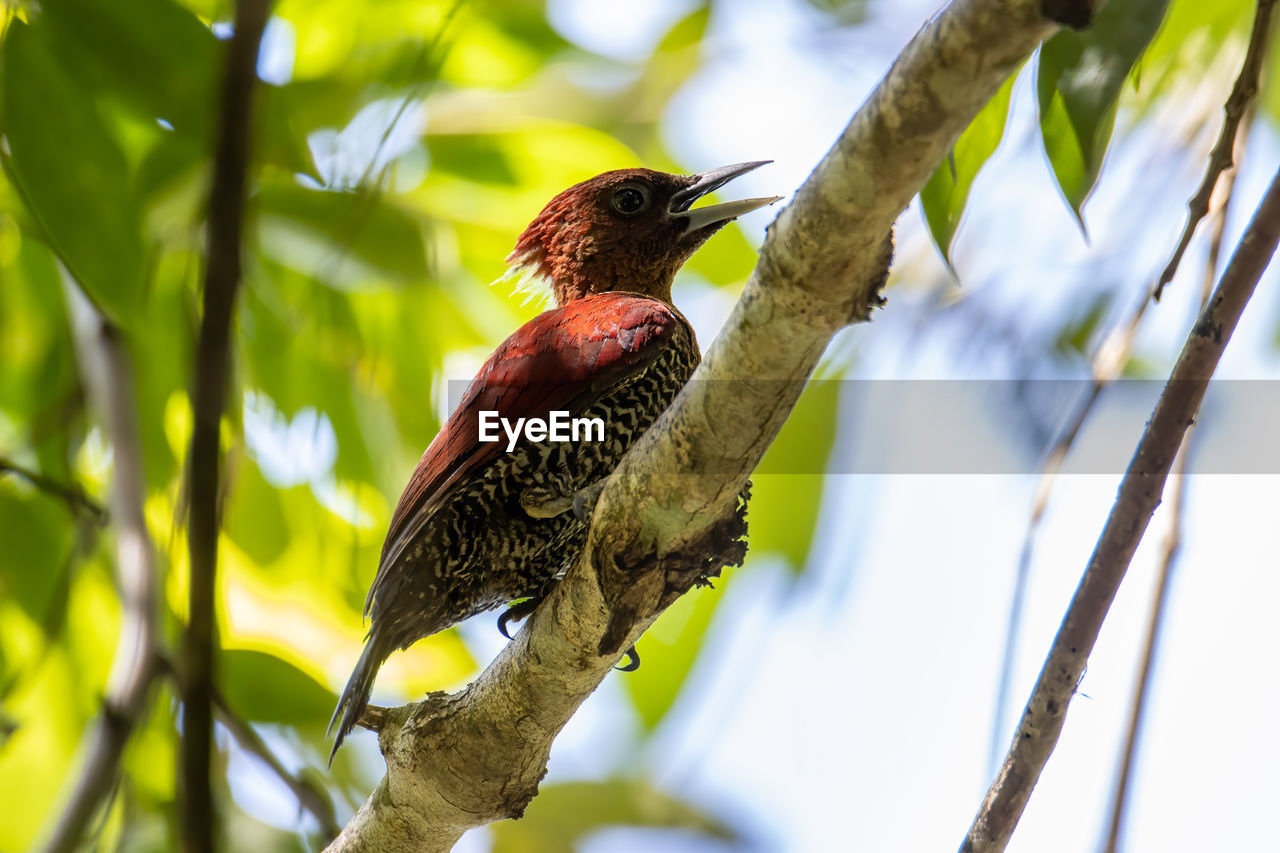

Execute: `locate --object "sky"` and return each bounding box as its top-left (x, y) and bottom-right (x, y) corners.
top-left (232, 0), bottom-right (1280, 849)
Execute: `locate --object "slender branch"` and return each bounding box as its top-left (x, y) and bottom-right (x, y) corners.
top-left (180, 2), bottom-right (270, 849)
top-left (328, 0), bottom-right (1070, 849)
top-left (1153, 0), bottom-right (1275, 299)
top-left (315, 0), bottom-right (464, 284)
top-left (213, 688), bottom-right (343, 840)
top-left (39, 284), bottom-right (160, 853)
top-left (989, 301), bottom-right (1140, 771)
top-left (1099, 441), bottom-right (1187, 853)
top-left (0, 454), bottom-right (108, 526)
top-left (1100, 128), bottom-right (1243, 852)
top-left (989, 24), bottom-right (1270, 764)
top-left (964, 165), bottom-right (1280, 853)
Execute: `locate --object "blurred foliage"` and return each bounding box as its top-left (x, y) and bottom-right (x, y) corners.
top-left (489, 779), bottom-right (739, 853)
top-left (923, 0), bottom-right (1266, 259)
top-left (0, 0), bottom-right (1263, 848)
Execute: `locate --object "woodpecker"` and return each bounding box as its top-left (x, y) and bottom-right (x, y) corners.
top-left (329, 162), bottom-right (779, 760)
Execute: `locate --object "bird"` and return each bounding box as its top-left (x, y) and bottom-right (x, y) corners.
top-left (328, 161), bottom-right (780, 761)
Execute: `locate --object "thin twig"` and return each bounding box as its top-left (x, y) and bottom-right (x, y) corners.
top-left (1099, 438), bottom-right (1188, 853)
top-left (964, 165), bottom-right (1280, 853)
top-left (152, 653), bottom-right (343, 841)
top-left (1154, 0), bottom-right (1275, 300)
top-left (1100, 124), bottom-right (1244, 852)
top-left (314, 0), bottom-right (465, 285)
top-left (40, 285), bottom-right (161, 853)
top-left (355, 0), bottom-right (465, 191)
top-left (989, 307), bottom-right (1138, 772)
top-left (181, 2), bottom-right (271, 849)
top-left (988, 12), bottom-right (1273, 766)
top-left (0, 455), bottom-right (108, 526)
top-left (214, 688), bottom-right (343, 840)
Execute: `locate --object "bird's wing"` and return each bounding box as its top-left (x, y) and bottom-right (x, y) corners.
top-left (366, 291), bottom-right (692, 615)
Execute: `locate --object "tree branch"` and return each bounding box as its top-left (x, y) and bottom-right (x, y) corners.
top-left (1100, 121), bottom-right (1244, 851)
top-left (181, 1), bottom-right (270, 849)
top-left (963, 165), bottom-right (1280, 853)
top-left (213, 688), bottom-right (343, 840)
top-left (992, 16), bottom-right (1268, 767)
top-left (39, 284), bottom-right (160, 853)
top-left (327, 0), bottom-right (1070, 849)
top-left (1154, 0), bottom-right (1275, 299)
top-left (0, 454), bottom-right (108, 527)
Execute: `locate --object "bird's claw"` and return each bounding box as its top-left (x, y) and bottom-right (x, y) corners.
top-left (498, 596), bottom-right (542, 640)
top-left (615, 645), bottom-right (640, 672)
top-left (572, 480), bottom-right (607, 525)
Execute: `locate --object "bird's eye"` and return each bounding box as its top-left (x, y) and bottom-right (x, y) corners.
top-left (610, 186), bottom-right (648, 215)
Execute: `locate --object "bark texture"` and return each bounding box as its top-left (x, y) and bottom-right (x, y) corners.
top-left (327, 1), bottom-right (1064, 849)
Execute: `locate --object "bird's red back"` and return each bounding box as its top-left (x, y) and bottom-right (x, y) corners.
top-left (370, 291), bottom-right (694, 611)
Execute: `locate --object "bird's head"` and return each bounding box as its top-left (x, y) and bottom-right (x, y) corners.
top-left (504, 161), bottom-right (782, 306)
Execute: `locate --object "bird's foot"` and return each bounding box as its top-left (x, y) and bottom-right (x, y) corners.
top-left (498, 596), bottom-right (542, 640)
top-left (572, 480), bottom-right (607, 525)
top-left (615, 644), bottom-right (640, 672)
top-left (520, 488), bottom-right (573, 519)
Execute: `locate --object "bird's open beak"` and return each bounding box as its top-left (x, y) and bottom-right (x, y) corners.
top-left (670, 160), bottom-right (784, 236)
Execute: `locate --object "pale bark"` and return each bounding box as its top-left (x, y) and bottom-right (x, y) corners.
top-left (327, 0), bottom-right (1074, 849)
top-left (41, 287), bottom-right (160, 853)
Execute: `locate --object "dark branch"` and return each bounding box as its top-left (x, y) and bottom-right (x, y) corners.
top-left (40, 287), bottom-right (160, 853)
top-left (180, 1), bottom-right (271, 849)
top-left (1154, 0), bottom-right (1275, 299)
top-left (991, 46), bottom-right (1264, 763)
top-left (964, 165), bottom-right (1280, 853)
top-left (0, 454), bottom-right (108, 527)
top-left (1101, 134), bottom-right (1242, 852)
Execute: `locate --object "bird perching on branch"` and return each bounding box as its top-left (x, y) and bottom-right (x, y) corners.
top-left (329, 162), bottom-right (781, 761)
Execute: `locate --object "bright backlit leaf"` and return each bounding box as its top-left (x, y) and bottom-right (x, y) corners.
top-left (623, 582), bottom-right (722, 732)
top-left (490, 779), bottom-right (738, 853)
top-left (221, 648), bottom-right (338, 728)
top-left (921, 72), bottom-right (1016, 267)
top-left (750, 380), bottom-right (841, 572)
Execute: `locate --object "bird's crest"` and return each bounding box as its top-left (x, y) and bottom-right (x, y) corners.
top-left (492, 248), bottom-right (554, 308)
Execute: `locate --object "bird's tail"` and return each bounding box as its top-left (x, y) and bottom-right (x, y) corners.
top-left (328, 635), bottom-right (389, 766)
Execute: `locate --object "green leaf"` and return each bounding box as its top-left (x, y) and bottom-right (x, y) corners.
top-left (921, 72), bottom-right (1016, 267)
top-left (39, 0), bottom-right (216, 139)
top-left (428, 135), bottom-right (519, 185)
top-left (255, 179), bottom-right (431, 287)
top-left (220, 648), bottom-right (337, 727)
top-left (682, 219), bottom-right (760, 286)
top-left (490, 779), bottom-right (738, 853)
top-left (1143, 0), bottom-right (1252, 115)
top-left (1036, 0), bottom-right (1172, 221)
top-left (655, 3), bottom-right (710, 54)
top-left (240, 273), bottom-right (377, 484)
top-left (1, 21), bottom-right (148, 328)
top-left (0, 485), bottom-right (75, 626)
top-left (623, 583), bottom-right (721, 731)
top-left (225, 461), bottom-right (292, 567)
top-left (1053, 291), bottom-right (1114, 358)
top-left (750, 380), bottom-right (840, 571)
top-left (0, 235), bottom-right (76, 436)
